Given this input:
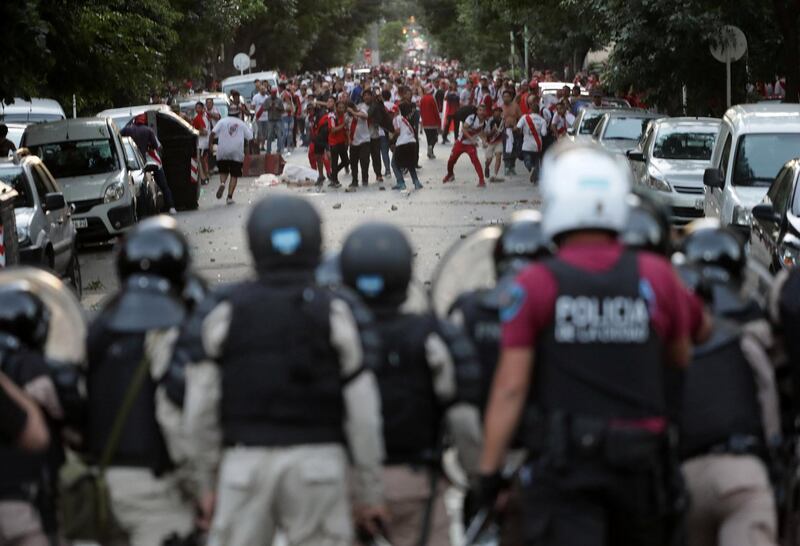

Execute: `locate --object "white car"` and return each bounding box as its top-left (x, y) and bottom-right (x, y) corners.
top-left (703, 103), bottom-right (800, 236)
top-left (1, 98), bottom-right (66, 125)
top-left (96, 104), bottom-right (172, 131)
top-left (5, 123), bottom-right (26, 150)
top-left (627, 117), bottom-right (720, 225)
top-left (22, 118), bottom-right (140, 241)
top-left (592, 110), bottom-right (661, 156)
top-left (221, 71), bottom-right (279, 106)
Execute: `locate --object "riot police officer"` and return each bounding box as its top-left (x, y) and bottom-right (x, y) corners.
top-left (85, 216), bottom-right (196, 546)
top-left (477, 142), bottom-right (694, 546)
top-left (449, 211), bottom-right (550, 413)
top-left (182, 194), bottom-right (387, 546)
top-left (0, 277), bottom-right (83, 546)
top-left (340, 222), bottom-right (482, 546)
top-left (677, 222), bottom-right (779, 546)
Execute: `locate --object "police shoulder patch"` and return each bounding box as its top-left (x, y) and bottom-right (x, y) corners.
top-left (499, 283), bottom-right (527, 323)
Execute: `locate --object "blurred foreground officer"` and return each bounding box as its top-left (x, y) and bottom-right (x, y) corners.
top-left (677, 224), bottom-right (779, 546)
top-left (477, 143), bottom-right (693, 546)
top-left (0, 285), bottom-right (66, 546)
top-left (85, 217), bottom-right (196, 546)
top-left (340, 223), bottom-right (482, 546)
top-left (449, 211), bottom-right (550, 413)
top-left (184, 195), bottom-right (387, 546)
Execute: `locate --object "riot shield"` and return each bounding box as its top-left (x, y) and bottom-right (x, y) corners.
top-left (0, 267), bottom-right (87, 364)
top-left (430, 226), bottom-right (503, 318)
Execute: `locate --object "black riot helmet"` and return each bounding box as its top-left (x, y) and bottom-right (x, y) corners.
top-left (247, 195), bottom-right (322, 273)
top-left (0, 283), bottom-right (50, 350)
top-left (340, 222), bottom-right (413, 309)
top-left (116, 216), bottom-right (190, 287)
top-left (680, 219), bottom-right (746, 284)
top-left (493, 210), bottom-right (549, 277)
top-left (621, 192), bottom-right (672, 256)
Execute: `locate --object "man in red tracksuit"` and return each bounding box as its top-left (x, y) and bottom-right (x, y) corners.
top-left (420, 84), bottom-right (441, 159)
top-left (443, 104), bottom-right (488, 187)
top-left (307, 103), bottom-right (331, 179)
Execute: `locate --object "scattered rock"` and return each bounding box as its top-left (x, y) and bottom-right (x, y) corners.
top-left (390, 205), bottom-right (398, 211)
top-left (475, 216), bottom-right (483, 221)
top-left (210, 258), bottom-right (216, 263)
top-left (460, 234), bottom-right (467, 239)
top-left (333, 203), bottom-right (342, 209)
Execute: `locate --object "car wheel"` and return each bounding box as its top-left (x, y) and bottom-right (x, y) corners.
top-left (67, 250), bottom-right (82, 299)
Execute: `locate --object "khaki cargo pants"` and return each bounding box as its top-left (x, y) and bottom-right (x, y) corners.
top-left (106, 467), bottom-right (194, 546)
top-left (209, 445), bottom-right (352, 546)
top-left (682, 454), bottom-right (777, 546)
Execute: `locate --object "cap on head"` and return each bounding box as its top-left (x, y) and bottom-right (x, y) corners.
top-left (117, 216), bottom-right (191, 287)
top-left (540, 142), bottom-right (632, 241)
top-left (247, 195), bottom-right (322, 273)
top-left (340, 222), bottom-right (413, 309)
top-left (0, 283), bottom-right (49, 350)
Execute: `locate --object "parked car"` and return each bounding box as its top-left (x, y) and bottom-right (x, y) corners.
top-left (21, 117), bottom-right (140, 242)
top-left (627, 117), bottom-right (720, 224)
top-left (1, 98), bottom-right (66, 125)
top-left (176, 92), bottom-right (231, 120)
top-left (571, 97), bottom-right (632, 112)
top-left (749, 158), bottom-right (800, 274)
top-left (96, 104), bottom-right (172, 131)
top-left (592, 110), bottom-right (662, 155)
top-left (568, 106), bottom-right (613, 143)
top-left (703, 104), bottom-right (800, 236)
top-left (221, 71), bottom-right (279, 105)
top-left (0, 153), bottom-right (80, 294)
top-left (121, 136), bottom-right (161, 218)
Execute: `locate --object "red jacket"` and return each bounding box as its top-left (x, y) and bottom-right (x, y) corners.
top-left (419, 94), bottom-right (441, 129)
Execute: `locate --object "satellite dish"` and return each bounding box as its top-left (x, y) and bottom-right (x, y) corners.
top-left (233, 53), bottom-right (251, 73)
top-left (710, 25), bottom-right (747, 63)
top-left (249, 43), bottom-right (256, 56)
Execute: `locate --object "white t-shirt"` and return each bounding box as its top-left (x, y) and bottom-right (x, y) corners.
top-left (351, 103), bottom-right (371, 146)
top-left (212, 116), bottom-right (254, 162)
top-left (516, 113), bottom-right (548, 152)
top-left (551, 112), bottom-right (575, 137)
top-left (252, 93), bottom-right (269, 122)
top-left (394, 115), bottom-right (416, 146)
top-left (460, 113), bottom-right (483, 146)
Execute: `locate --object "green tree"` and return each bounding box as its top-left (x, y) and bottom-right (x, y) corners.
top-left (379, 20), bottom-right (406, 62)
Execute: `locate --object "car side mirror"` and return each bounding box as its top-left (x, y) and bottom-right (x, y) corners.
top-left (43, 192), bottom-right (66, 211)
top-left (127, 159), bottom-right (140, 172)
top-left (143, 163), bottom-right (159, 173)
top-left (703, 168), bottom-right (724, 189)
top-left (627, 150), bottom-right (645, 162)
top-left (752, 203), bottom-right (781, 224)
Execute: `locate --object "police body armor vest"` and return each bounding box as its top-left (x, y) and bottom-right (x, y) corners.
top-left (221, 280), bottom-right (344, 447)
top-left (451, 291), bottom-right (501, 413)
top-left (86, 330), bottom-right (172, 473)
top-left (680, 319), bottom-right (763, 458)
top-left (373, 312), bottom-right (443, 465)
top-left (533, 251), bottom-right (664, 421)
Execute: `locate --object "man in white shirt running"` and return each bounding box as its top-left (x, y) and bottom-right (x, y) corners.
top-left (211, 105), bottom-right (254, 204)
top-left (515, 96), bottom-right (548, 184)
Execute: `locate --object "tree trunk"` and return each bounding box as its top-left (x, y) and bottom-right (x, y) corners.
top-left (773, 0), bottom-right (800, 102)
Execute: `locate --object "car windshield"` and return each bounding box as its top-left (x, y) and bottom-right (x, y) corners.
top-left (604, 117), bottom-right (650, 140)
top-left (224, 83), bottom-right (257, 101)
top-left (33, 139), bottom-right (118, 179)
top-left (0, 167), bottom-right (34, 208)
top-left (580, 112), bottom-right (604, 135)
top-left (652, 130), bottom-right (716, 160)
top-left (1, 113), bottom-right (63, 123)
top-left (733, 133), bottom-right (800, 187)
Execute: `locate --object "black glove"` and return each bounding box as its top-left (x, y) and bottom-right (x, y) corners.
top-left (463, 472), bottom-right (505, 526)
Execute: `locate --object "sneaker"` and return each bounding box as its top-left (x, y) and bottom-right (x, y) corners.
top-left (491, 176), bottom-right (505, 183)
top-left (226, 197), bottom-right (234, 205)
top-left (529, 170), bottom-right (536, 184)
top-left (168, 207), bottom-right (177, 215)
top-left (377, 176), bottom-right (384, 183)
top-left (478, 181), bottom-right (486, 188)
top-left (216, 185), bottom-right (225, 199)
top-left (315, 177), bottom-right (325, 187)
top-left (413, 182), bottom-right (423, 190)
top-left (391, 184), bottom-right (407, 191)
top-left (201, 178), bottom-right (209, 186)
top-left (379, 185), bottom-right (386, 191)
top-left (329, 182), bottom-right (342, 189)
top-left (345, 184), bottom-right (358, 193)
top-left (442, 174), bottom-right (455, 184)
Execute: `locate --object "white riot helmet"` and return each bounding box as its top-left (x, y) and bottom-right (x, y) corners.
top-left (540, 142), bottom-right (632, 241)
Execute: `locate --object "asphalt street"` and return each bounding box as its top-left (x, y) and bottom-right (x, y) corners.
top-left (78, 140), bottom-right (541, 310)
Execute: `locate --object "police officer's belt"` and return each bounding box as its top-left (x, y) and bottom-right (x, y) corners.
top-left (524, 410), bottom-right (667, 468)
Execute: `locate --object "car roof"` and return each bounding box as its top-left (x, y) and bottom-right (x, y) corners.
top-left (221, 71), bottom-right (279, 86)
top-left (96, 104), bottom-right (171, 118)
top-left (602, 109), bottom-right (660, 119)
top-left (176, 93), bottom-right (230, 106)
top-left (22, 117), bottom-right (114, 146)
top-left (724, 103), bottom-right (800, 133)
top-left (653, 117), bottom-right (721, 131)
top-left (1, 98), bottom-right (66, 118)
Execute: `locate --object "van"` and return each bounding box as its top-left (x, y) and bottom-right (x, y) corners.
top-left (703, 104), bottom-right (800, 235)
top-left (221, 71), bottom-right (279, 105)
top-left (1, 98), bottom-right (66, 125)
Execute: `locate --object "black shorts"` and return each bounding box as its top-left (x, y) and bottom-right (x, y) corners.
top-left (217, 159), bottom-right (243, 177)
top-left (314, 139), bottom-right (329, 153)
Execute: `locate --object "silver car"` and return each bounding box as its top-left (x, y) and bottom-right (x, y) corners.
top-left (121, 136), bottom-right (162, 218)
top-left (0, 153), bottom-right (81, 294)
top-left (592, 110), bottom-right (662, 156)
top-left (627, 117), bottom-right (720, 225)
